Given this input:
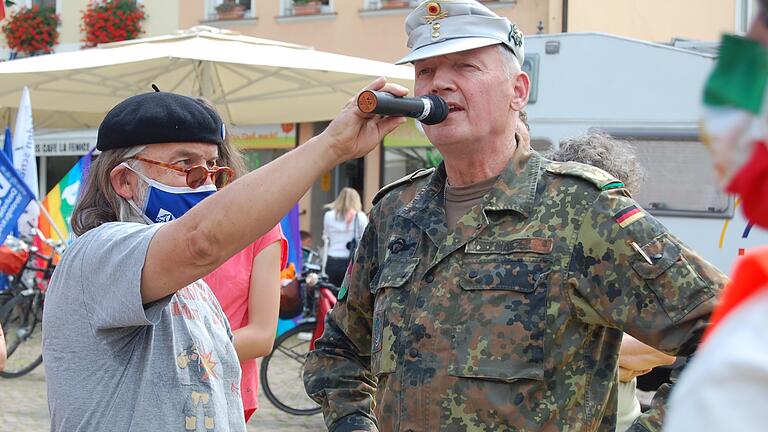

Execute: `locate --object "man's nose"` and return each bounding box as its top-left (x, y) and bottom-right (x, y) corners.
top-left (429, 67), bottom-right (456, 94)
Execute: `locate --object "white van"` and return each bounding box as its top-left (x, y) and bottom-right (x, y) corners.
top-left (523, 32), bottom-right (767, 274)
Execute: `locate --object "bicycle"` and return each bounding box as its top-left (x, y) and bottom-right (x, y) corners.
top-left (259, 263), bottom-right (338, 416)
top-left (0, 231), bottom-right (62, 378)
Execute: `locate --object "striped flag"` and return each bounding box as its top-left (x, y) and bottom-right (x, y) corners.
top-left (37, 152), bottom-right (92, 247)
top-left (276, 204), bottom-right (304, 336)
top-left (701, 34), bottom-right (768, 225)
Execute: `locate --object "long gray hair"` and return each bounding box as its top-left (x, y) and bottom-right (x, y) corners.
top-left (71, 146), bottom-right (148, 236)
top-left (546, 131), bottom-right (646, 194)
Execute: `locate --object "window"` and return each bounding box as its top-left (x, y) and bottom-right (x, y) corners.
top-left (364, 0), bottom-right (419, 10)
top-left (28, 0), bottom-right (56, 11)
top-left (736, 0), bottom-right (759, 33)
top-left (382, 146), bottom-right (442, 185)
top-left (206, 0), bottom-right (254, 21)
top-left (522, 54), bottom-right (539, 104)
top-left (617, 136), bottom-right (732, 217)
top-left (280, 0), bottom-right (332, 17)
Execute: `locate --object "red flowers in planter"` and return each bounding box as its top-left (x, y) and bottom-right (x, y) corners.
top-left (81, 0), bottom-right (146, 47)
top-left (2, 6), bottom-right (60, 55)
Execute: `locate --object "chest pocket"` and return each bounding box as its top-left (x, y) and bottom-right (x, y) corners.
top-left (449, 257), bottom-right (549, 382)
top-left (630, 233), bottom-right (711, 324)
top-left (371, 257), bottom-right (419, 377)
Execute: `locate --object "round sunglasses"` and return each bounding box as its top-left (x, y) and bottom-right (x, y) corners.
top-left (130, 155), bottom-right (235, 189)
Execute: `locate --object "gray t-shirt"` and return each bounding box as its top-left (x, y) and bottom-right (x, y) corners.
top-left (43, 222), bottom-right (245, 432)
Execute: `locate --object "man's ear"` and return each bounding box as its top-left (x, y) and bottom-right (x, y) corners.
top-left (110, 164), bottom-right (138, 201)
top-left (510, 71), bottom-right (530, 111)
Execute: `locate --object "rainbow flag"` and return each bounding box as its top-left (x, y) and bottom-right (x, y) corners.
top-left (277, 204), bottom-right (304, 336)
top-left (38, 152), bottom-right (92, 247)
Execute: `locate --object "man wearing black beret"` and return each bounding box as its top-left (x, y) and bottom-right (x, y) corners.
top-left (42, 79), bottom-right (407, 431)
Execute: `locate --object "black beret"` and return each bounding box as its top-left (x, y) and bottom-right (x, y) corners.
top-left (96, 92), bottom-right (225, 151)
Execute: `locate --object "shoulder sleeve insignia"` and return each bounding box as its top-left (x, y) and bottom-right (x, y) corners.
top-left (373, 167), bottom-right (436, 205)
top-left (614, 205), bottom-right (646, 228)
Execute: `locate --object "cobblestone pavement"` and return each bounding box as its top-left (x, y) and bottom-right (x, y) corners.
top-left (0, 366), bottom-right (326, 431)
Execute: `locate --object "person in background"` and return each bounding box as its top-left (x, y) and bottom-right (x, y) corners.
top-left (665, 6), bottom-right (768, 431)
top-left (546, 131), bottom-right (676, 431)
top-left (202, 129), bottom-right (288, 423)
top-left (300, 230), bottom-right (314, 250)
top-left (300, 230), bottom-right (322, 268)
top-left (322, 187), bottom-right (368, 287)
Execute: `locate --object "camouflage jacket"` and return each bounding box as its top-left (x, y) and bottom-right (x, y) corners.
top-left (304, 145), bottom-right (726, 432)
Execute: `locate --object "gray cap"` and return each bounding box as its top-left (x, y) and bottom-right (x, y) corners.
top-left (396, 0), bottom-right (524, 65)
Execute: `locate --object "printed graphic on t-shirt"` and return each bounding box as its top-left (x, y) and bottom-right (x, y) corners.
top-left (170, 282), bottom-right (226, 329)
top-left (177, 340), bottom-right (219, 431)
top-left (170, 281), bottom-right (236, 431)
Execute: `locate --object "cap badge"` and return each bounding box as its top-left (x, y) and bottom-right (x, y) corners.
top-left (424, 2), bottom-right (448, 25)
top-left (509, 23), bottom-right (523, 47)
top-left (426, 2), bottom-right (441, 15)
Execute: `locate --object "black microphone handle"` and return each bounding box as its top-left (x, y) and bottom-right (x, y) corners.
top-left (357, 91), bottom-right (449, 125)
top-left (363, 91), bottom-right (427, 117)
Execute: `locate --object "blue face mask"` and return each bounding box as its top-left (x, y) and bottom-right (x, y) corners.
top-left (123, 163), bottom-right (217, 224)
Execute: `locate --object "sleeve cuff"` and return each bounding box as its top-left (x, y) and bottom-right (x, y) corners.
top-left (330, 414), bottom-right (378, 432)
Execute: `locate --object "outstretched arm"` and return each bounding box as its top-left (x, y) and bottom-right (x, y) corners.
top-left (141, 78), bottom-right (407, 303)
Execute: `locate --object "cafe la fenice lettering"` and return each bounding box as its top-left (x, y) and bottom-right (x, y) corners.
top-left (36, 141), bottom-right (92, 156)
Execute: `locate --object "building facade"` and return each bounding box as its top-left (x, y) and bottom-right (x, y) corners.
top-left (0, 0), bottom-right (759, 242)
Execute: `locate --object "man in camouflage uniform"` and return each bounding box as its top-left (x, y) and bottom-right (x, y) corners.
top-left (303, 1), bottom-right (727, 431)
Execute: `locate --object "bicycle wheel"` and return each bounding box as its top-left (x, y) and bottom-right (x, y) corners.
top-left (0, 292), bottom-right (44, 378)
top-left (259, 321), bottom-right (321, 416)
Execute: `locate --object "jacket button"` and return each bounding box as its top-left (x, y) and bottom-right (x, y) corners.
top-left (469, 271), bottom-right (479, 278)
top-left (409, 348), bottom-right (419, 358)
top-left (424, 272), bottom-right (435, 283)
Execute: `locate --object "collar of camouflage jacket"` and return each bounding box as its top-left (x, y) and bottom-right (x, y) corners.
top-left (397, 141), bottom-right (539, 221)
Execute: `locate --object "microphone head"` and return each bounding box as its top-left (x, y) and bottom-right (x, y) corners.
top-left (421, 95), bottom-right (449, 125)
top-left (357, 90), bottom-right (378, 114)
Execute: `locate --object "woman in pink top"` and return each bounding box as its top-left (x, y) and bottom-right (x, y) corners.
top-left (202, 129), bottom-right (288, 421)
top-left (204, 226), bottom-right (287, 421)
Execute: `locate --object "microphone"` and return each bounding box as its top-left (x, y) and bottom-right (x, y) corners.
top-left (357, 90), bottom-right (449, 125)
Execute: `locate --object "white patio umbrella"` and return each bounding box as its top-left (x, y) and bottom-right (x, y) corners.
top-left (0, 26), bottom-right (414, 128)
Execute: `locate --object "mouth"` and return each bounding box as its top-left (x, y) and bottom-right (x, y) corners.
top-left (447, 103), bottom-right (464, 114)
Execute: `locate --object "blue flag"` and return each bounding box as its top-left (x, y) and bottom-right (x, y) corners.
top-left (0, 150), bottom-right (34, 245)
top-left (3, 127), bottom-right (17, 237)
top-left (0, 128), bottom-right (10, 290)
top-left (2, 127), bottom-right (11, 164)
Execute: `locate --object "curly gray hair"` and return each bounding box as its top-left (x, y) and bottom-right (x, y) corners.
top-left (546, 131), bottom-right (646, 194)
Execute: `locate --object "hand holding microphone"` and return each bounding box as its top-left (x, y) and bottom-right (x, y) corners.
top-left (357, 90), bottom-right (449, 125)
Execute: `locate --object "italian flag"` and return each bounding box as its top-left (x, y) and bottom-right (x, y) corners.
top-left (701, 34), bottom-right (768, 341)
top-left (702, 34), bottom-right (768, 223)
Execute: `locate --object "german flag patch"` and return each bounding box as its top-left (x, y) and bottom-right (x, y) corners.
top-left (615, 205), bottom-right (645, 228)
